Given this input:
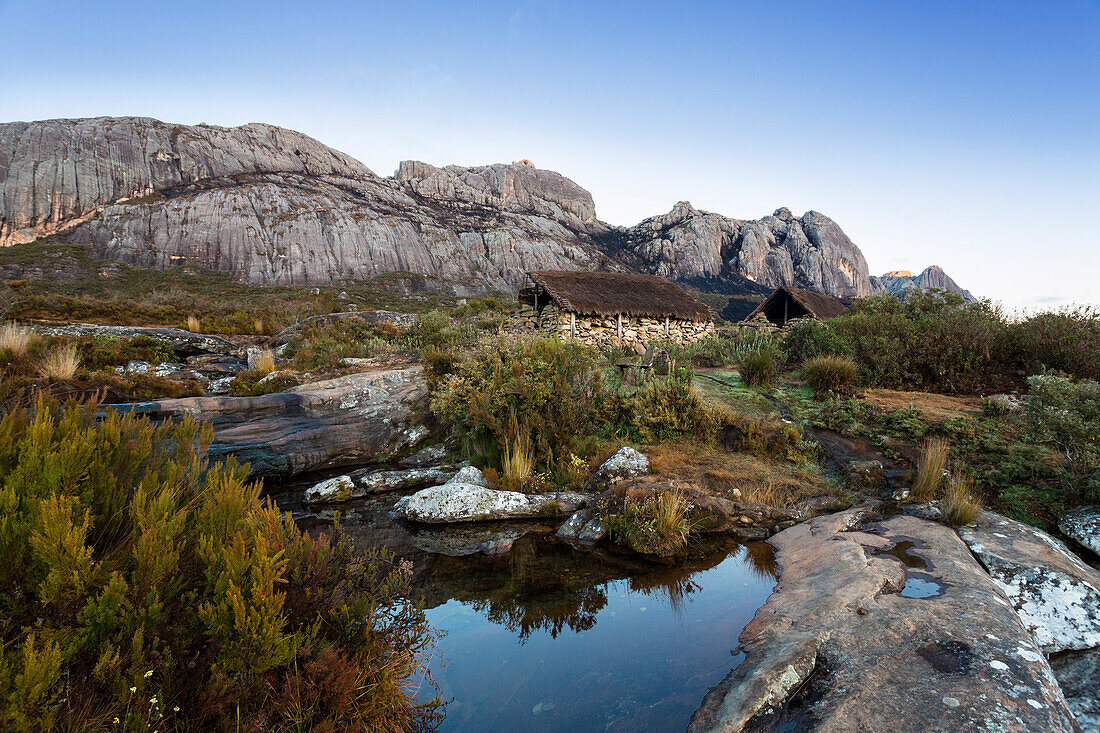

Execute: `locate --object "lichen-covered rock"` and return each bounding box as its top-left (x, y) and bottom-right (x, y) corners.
top-left (957, 511), bottom-right (1100, 653)
top-left (399, 443), bottom-right (447, 468)
top-left (446, 465), bottom-right (489, 488)
top-left (689, 510), bottom-right (1079, 733)
top-left (302, 475), bottom-right (355, 504)
top-left (556, 508), bottom-right (608, 544)
top-left (587, 447), bottom-right (649, 490)
top-left (33, 323), bottom-right (236, 356)
top-left (391, 483), bottom-right (589, 524)
top-left (1050, 649), bottom-right (1100, 732)
top-left (1060, 505), bottom-right (1100, 557)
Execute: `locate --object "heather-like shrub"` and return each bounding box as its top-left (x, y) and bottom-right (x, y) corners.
top-left (626, 369), bottom-right (719, 443)
top-left (718, 413), bottom-right (807, 461)
top-left (1012, 306), bottom-right (1100, 380)
top-left (431, 334), bottom-right (603, 468)
top-left (802, 355), bottom-right (860, 399)
top-left (738, 345), bottom-right (780, 388)
top-left (660, 331), bottom-right (780, 368)
top-left (0, 398), bottom-right (438, 730)
top-left (782, 320), bottom-right (851, 363)
top-left (1023, 373), bottom-right (1100, 500)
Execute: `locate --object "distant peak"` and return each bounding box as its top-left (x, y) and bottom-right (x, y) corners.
top-left (512, 159), bottom-right (535, 167)
top-left (884, 270), bottom-right (913, 277)
top-left (773, 207), bottom-right (794, 221)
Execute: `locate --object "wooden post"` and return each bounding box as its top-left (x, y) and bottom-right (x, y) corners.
top-left (617, 313), bottom-right (623, 340)
top-left (570, 311), bottom-right (576, 339)
top-left (783, 295), bottom-right (789, 326)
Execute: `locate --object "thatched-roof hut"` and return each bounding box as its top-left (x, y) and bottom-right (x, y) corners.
top-left (744, 286), bottom-right (849, 328)
top-left (512, 270), bottom-right (715, 347)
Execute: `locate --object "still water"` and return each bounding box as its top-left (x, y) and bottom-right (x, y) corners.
top-left (279, 482), bottom-right (777, 733)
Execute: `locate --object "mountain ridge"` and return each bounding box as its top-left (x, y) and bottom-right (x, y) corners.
top-left (0, 116), bottom-right (970, 301)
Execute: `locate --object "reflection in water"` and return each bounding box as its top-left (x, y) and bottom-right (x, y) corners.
top-left (274, 475), bottom-right (779, 733)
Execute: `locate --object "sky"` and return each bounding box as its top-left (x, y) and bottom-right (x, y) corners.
top-left (1, 0), bottom-right (1098, 309)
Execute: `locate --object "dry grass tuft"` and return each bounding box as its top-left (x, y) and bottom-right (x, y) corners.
top-left (37, 344), bottom-right (81, 380)
top-left (0, 322), bottom-right (34, 355)
top-left (253, 318), bottom-right (266, 335)
top-left (252, 349), bottom-right (276, 375)
top-left (911, 436), bottom-right (949, 501)
top-left (942, 475), bottom-right (981, 526)
top-left (185, 315), bottom-right (202, 333)
top-left (647, 439), bottom-right (829, 508)
top-left (500, 416), bottom-right (534, 491)
top-left (653, 490), bottom-right (690, 548)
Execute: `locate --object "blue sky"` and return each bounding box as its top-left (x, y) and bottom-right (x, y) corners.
top-left (2, 0), bottom-right (1097, 308)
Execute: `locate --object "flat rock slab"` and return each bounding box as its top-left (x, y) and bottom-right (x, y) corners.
top-left (107, 367), bottom-right (427, 478)
top-left (392, 484), bottom-right (590, 524)
top-left (690, 509), bottom-right (1078, 733)
top-left (272, 310), bottom-right (417, 344)
top-left (304, 466), bottom-right (458, 504)
top-left (35, 323), bottom-right (236, 355)
top-left (1060, 506), bottom-right (1100, 558)
top-left (958, 511), bottom-right (1100, 653)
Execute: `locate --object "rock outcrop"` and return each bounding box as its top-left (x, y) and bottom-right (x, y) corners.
top-left (871, 265), bottom-right (975, 301)
top-left (108, 366), bottom-right (428, 477)
top-left (33, 323), bottom-right (236, 356)
top-left (689, 509), bottom-right (1079, 732)
top-left (957, 511), bottom-right (1100, 653)
top-left (0, 116), bottom-right (968, 300)
top-left (1061, 506), bottom-right (1100, 558)
top-left (391, 467), bottom-right (590, 523)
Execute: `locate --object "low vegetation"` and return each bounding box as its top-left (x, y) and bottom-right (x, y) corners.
top-left (609, 491), bottom-right (691, 557)
top-left (0, 398), bottom-right (439, 731)
top-left (801, 354), bottom-right (859, 399)
top-left (942, 475), bottom-right (982, 526)
top-left (911, 436), bottom-right (950, 501)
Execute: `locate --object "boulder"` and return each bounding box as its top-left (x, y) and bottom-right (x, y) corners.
top-left (33, 323), bottom-right (236, 356)
top-left (107, 366), bottom-right (428, 478)
top-left (985, 393), bottom-right (1024, 414)
top-left (1049, 649), bottom-right (1100, 731)
top-left (957, 511), bottom-right (1100, 653)
top-left (399, 443), bottom-right (448, 468)
top-left (1060, 505), bottom-right (1100, 557)
top-left (302, 475), bottom-right (355, 504)
top-left (689, 510), bottom-right (1078, 733)
top-left (556, 507), bottom-right (608, 544)
top-left (271, 310), bottom-right (418, 344)
top-left (392, 483), bottom-right (590, 524)
top-left (587, 447), bottom-right (649, 490)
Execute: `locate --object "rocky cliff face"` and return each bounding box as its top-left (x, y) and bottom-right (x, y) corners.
top-left (0, 116), bottom-right (967, 299)
top-left (871, 266), bottom-right (975, 301)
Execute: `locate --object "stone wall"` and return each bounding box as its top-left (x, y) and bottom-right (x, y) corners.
top-left (505, 304), bottom-right (715, 348)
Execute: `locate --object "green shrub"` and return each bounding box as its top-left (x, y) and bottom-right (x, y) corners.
top-left (0, 398), bottom-right (438, 730)
top-left (659, 331), bottom-right (779, 368)
top-left (1023, 373), bottom-right (1100, 501)
top-left (738, 345), bottom-right (780, 389)
top-left (1012, 306), bottom-right (1100, 380)
top-left (718, 413), bottom-right (808, 462)
top-left (782, 320), bottom-right (851, 363)
top-left (626, 370), bottom-right (718, 443)
top-left (431, 335), bottom-right (603, 469)
top-left (802, 355), bottom-right (860, 399)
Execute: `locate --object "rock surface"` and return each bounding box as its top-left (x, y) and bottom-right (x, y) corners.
top-left (108, 366), bottom-right (427, 477)
top-left (33, 323), bottom-right (236, 356)
top-left (957, 511), bottom-right (1100, 653)
top-left (587, 447), bottom-right (650, 490)
top-left (556, 507), bottom-right (608, 544)
top-left (689, 509), bottom-right (1078, 732)
top-left (1050, 649), bottom-right (1100, 731)
top-left (1061, 506), bottom-right (1100, 557)
top-left (1, 116), bottom-right (965, 299)
top-left (392, 480), bottom-right (589, 524)
top-left (303, 466), bottom-right (457, 504)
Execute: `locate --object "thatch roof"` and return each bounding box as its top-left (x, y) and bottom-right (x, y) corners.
top-left (745, 286), bottom-right (849, 323)
top-left (525, 271), bottom-right (712, 322)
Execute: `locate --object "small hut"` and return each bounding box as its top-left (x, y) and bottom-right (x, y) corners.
top-left (513, 270), bottom-right (715, 348)
top-left (743, 286), bottom-right (849, 329)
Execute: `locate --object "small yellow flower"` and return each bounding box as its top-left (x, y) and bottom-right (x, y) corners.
top-left (129, 687), bottom-right (136, 694)
top-left (150, 696), bottom-right (158, 705)
top-left (112, 718), bottom-right (120, 725)
top-left (173, 706), bottom-right (180, 712)
top-left (143, 670), bottom-right (153, 678)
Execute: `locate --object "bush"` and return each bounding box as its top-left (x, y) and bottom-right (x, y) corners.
top-left (1023, 373), bottom-right (1100, 501)
top-left (738, 345), bottom-right (780, 389)
top-left (625, 370), bottom-right (719, 443)
top-left (0, 322), bottom-right (34, 356)
top-left (431, 335), bottom-right (603, 470)
top-left (0, 398), bottom-right (438, 730)
top-left (802, 355), bottom-right (860, 399)
top-left (36, 344), bottom-right (81, 380)
top-left (659, 330), bottom-right (779, 368)
top-left (718, 413), bottom-right (808, 462)
top-left (782, 320), bottom-right (851, 364)
top-left (1013, 306), bottom-right (1100, 381)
